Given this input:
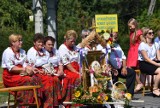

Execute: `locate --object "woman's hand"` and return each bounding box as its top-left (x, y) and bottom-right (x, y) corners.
top-left (32, 68), bottom-right (39, 74)
top-left (156, 63), bottom-right (160, 67)
top-left (38, 69), bottom-right (45, 74)
top-left (57, 70), bottom-right (64, 76)
top-left (25, 66), bottom-right (34, 75)
top-left (32, 67), bottom-right (45, 75)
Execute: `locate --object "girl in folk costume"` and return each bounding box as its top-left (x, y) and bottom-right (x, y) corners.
top-left (1, 34), bottom-right (42, 106)
top-left (27, 33), bottom-right (61, 108)
top-left (127, 18), bottom-right (144, 92)
top-left (59, 30), bottom-right (81, 108)
top-left (138, 28), bottom-right (160, 96)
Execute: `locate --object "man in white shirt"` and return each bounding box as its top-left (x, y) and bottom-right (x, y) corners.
top-left (109, 32), bottom-right (136, 96)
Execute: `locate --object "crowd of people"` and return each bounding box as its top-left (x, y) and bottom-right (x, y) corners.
top-left (1, 18), bottom-right (160, 108)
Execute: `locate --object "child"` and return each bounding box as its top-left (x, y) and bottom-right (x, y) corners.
top-left (127, 18), bottom-right (145, 92)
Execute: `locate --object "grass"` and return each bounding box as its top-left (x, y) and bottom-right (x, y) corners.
top-left (0, 67), bottom-right (2, 81)
top-left (0, 67), bottom-right (9, 105)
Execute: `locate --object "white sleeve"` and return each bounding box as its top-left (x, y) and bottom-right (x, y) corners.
top-left (138, 42), bottom-right (147, 52)
top-left (58, 45), bottom-right (70, 65)
top-left (21, 50), bottom-right (27, 68)
top-left (1, 50), bottom-right (15, 71)
top-left (56, 50), bottom-right (63, 65)
top-left (27, 48), bottom-right (37, 67)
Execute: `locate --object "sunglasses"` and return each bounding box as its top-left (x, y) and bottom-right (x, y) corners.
top-left (148, 32), bottom-right (154, 35)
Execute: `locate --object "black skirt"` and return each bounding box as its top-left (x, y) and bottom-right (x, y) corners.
top-left (139, 61), bottom-right (158, 75)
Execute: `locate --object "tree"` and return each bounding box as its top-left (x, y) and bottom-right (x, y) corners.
top-left (0, 0), bottom-right (34, 61)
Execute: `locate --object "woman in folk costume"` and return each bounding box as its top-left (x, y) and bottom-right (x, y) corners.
top-left (1, 34), bottom-right (42, 106)
top-left (44, 36), bottom-right (66, 107)
top-left (59, 30), bottom-right (81, 108)
top-left (27, 33), bottom-right (61, 108)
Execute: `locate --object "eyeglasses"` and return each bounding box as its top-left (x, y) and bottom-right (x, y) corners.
top-left (148, 32), bottom-right (154, 35)
top-left (14, 39), bottom-right (23, 43)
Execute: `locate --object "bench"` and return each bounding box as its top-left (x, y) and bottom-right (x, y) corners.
top-left (0, 82), bottom-right (41, 108)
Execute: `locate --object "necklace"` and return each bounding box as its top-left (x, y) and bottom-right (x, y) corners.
top-left (34, 46), bottom-right (45, 57)
top-left (49, 50), bottom-right (55, 57)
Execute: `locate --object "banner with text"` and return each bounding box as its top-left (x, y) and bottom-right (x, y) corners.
top-left (95, 14), bottom-right (118, 32)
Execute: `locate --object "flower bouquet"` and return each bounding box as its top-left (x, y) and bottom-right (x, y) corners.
top-left (111, 81), bottom-right (132, 108)
top-left (72, 60), bottom-right (132, 107)
top-left (72, 61), bottom-right (112, 106)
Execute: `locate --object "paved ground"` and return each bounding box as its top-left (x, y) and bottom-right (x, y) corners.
top-left (130, 90), bottom-right (160, 108)
top-left (0, 90), bottom-right (159, 108)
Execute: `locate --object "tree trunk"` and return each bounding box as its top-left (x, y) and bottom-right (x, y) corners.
top-left (148, 0), bottom-right (156, 15)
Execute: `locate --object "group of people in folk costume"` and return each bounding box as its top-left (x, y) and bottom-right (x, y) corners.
top-left (1, 18), bottom-right (160, 108)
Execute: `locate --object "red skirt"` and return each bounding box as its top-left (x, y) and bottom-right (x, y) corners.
top-left (62, 62), bottom-right (81, 106)
top-left (3, 65), bottom-right (42, 106)
top-left (36, 67), bottom-right (62, 108)
top-left (64, 62), bottom-right (80, 84)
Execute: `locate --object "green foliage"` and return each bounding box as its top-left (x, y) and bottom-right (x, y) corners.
top-left (0, 27), bottom-right (34, 61)
top-left (0, 0), bottom-right (30, 30)
top-left (0, 0), bottom-right (34, 61)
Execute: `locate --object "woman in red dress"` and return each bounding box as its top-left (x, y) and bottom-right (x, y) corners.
top-left (1, 34), bottom-right (42, 106)
top-left (59, 30), bottom-right (81, 108)
top-left (127, 18), bottom-right (145, 92)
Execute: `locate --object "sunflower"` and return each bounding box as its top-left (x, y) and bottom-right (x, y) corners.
top-left (104, 95), bottom-right (109, 101)
top-left (74, 91), bottom-right (81, 98)
top-left (125, 93), bottom-right (132, 100)
top-left (96, 95), bottom-right (103, 104)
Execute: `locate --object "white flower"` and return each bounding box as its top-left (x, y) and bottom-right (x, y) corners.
top-left (103, 33), bottom-right (110, 40)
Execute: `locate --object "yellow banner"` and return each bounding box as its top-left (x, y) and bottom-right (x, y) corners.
top-left (95, 14), bottom-right (118, 32)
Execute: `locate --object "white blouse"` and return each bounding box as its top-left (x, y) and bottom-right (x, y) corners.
top-left (58, 44), bottom-right (79, 65)
top-left (138, 42), bottom-right (159, 61)
top-left (27, 47), bottom-right (49, 67)
top-left (1, 47), bottom-right (26, 71)
top-left (45, 48), bottom-right (62, 67)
